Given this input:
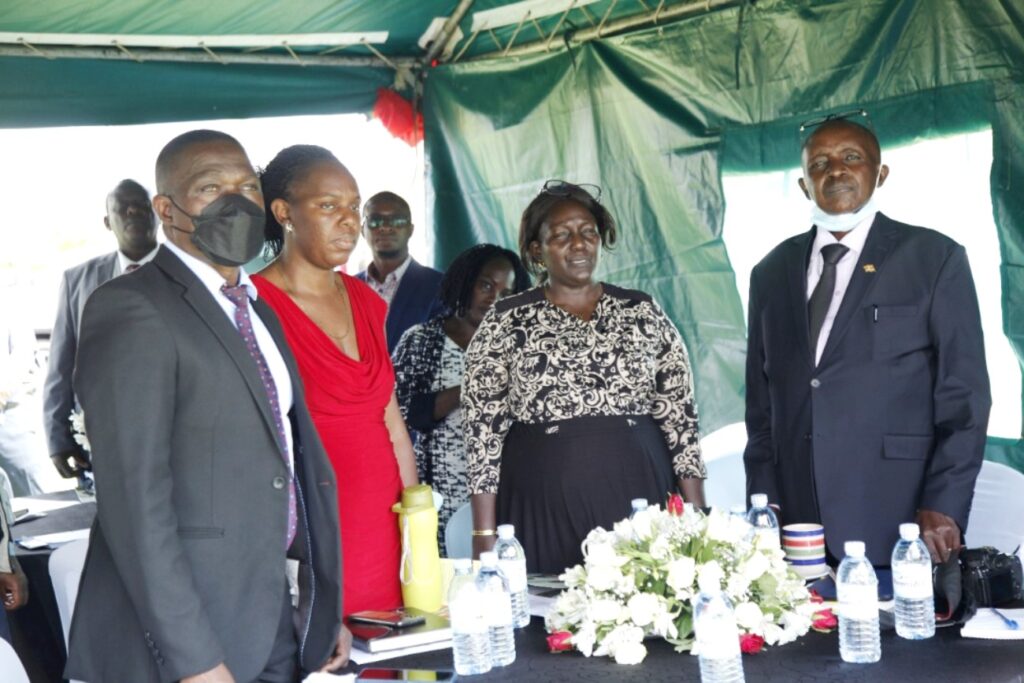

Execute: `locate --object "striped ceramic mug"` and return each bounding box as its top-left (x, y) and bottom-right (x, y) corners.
top-left (782, 523), bottom-right (827, 579)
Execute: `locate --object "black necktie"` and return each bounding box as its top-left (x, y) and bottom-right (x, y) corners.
top-left (808, 243), bottom-right (850, 359)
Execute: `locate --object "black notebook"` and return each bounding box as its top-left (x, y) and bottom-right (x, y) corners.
top-left (345, 607), bottom-right (452, 654)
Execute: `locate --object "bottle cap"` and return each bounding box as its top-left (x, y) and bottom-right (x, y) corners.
top-left (497, 524), bottom-right (515, 539)
top-left (844, 540), bottom-right (866, 557)
top-left (454, 558), bottom-right (472, 572)
top-left (750, 493), bottom-right (768, 508)
top-left (899, 523), bottom-right (920, 541)
top-left (631, 498), bottom-right (648, 509)
top-left (480, 551), bottom-right (498, 567)
top-left (391, 483), bottom-right (435, 514)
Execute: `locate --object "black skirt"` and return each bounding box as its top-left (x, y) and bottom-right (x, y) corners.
top-left (496, 414), bottom-right (676, 575)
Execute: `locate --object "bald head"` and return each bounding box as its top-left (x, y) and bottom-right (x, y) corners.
top-left (155, 129), bottom-right (244, 196)
top-left (104, 178), bottom-right (156, 260)
top-left (802, 119), bottom-right (881, 165)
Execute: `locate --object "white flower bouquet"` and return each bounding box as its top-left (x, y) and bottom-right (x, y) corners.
top-left (544, 497), bottom-right (817, 664)
top-left (70, 409), bottom-right (91, 453)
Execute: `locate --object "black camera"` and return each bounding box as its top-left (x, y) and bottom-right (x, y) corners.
top-left (959, 546), bottom-right (1023, 607)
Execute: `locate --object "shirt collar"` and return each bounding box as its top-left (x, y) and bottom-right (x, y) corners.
top-left (368, 255), bottom-right (413, 285)
top-left (811, 211), bottom-right (875, 263)
top-left (116, 244), bottom-right (160, 274)
top-left (162, 241), bottom-right (258, 301)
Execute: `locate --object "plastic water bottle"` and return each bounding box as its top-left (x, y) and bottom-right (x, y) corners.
top-left (745, 494), bottom-right (780, 546)
top-left (630, 498), bottom-right (649, 516)
top-left (448, 559), bottom-right (492, 675)
top-left (494, 524), bottom-right (530, 628)
top-left (694, 572), bottom-right (745, 683)
top-left (837, 541), bottom-right (881, 663)
top-left (891, 523), bottom-right (935, 640)
top-left (476, 551), bottom-right (516, 667)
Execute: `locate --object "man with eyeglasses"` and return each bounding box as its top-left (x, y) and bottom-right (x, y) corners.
top-left (357, 191), bottom-right (444, 353)
top-left (744, 112), bottom-right (991, 568)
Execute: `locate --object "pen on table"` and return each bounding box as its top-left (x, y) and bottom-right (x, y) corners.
top-left (990, 608), bottom-right (1019, 630)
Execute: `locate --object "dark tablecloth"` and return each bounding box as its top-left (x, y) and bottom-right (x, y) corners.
top-left (365, 616), bottom-right (1024, 683)
top-left (10, 490), bottom-right (96, 683)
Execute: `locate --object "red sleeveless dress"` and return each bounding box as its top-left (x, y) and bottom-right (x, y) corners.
top-left (253, 272), bottom-right (403, 616)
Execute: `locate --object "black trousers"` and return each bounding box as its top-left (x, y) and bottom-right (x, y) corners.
top-left (255, 587), bottom-right (299, 683)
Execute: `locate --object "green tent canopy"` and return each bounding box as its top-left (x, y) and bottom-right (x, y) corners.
top-left (1, 0), bottom-right (1021, 464)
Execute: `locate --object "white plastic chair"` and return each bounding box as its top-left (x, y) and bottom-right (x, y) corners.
top-left (700, 422), bottom-right (748, 511)
top-left (965, 460), bottom-right (1024, 553)
top-left (445, 502), bottom-right (473, 558)
top-left (48, 537), bottom-right (90, 651)
top-left (0, 637), bottom-right (30, 683)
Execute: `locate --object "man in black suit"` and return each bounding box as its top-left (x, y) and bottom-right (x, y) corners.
top-left (357, 192), bottom-right (444, 353)
top-left (744, 116), bottom-right (991, 565)
top-left (43, 179), bottom-right (158, 480)
top-left (66, 130), bottom-right (347, 682)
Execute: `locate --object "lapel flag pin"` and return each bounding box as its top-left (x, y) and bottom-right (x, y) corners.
top-left (863, 264), bottom-right (876, 273)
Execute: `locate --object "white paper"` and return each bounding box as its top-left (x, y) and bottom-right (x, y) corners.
top-left (961, 608), bottom-right (1024, 640)
top-left (348, 638), bottom-right (452, 665)
top-left (16, 528), bottom-right (90, 549)
top-left (12, 496), bottom-right (79, 515)
top-left (303, 673), bottom-right (356, 682)
top-left (528, 592), bottom-right (556, 618)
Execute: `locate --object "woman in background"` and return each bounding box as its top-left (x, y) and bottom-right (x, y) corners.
top-left (462, 180), bottom-right (706, 573)
top-left (253, 145), bottom-right (417, 615)
top-left (393, 244), bottom-right (530, 551)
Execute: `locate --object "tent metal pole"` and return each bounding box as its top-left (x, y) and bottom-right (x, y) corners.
top-left (423, 0), bottom-right (477, 65)
top-left (468, 0), bottom-right (744, 61)
top-left (0, 43), bottom-right (416, 69)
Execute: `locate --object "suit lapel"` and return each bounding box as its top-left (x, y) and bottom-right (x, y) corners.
top-left (818, 213), bottom-right (899, 364)
top-left (785, 230), bottom-right (817, 369)
top-left (154, 248), bottom-right (279, 440)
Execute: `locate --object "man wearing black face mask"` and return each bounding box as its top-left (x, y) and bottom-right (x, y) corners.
top-left (66, 130), bottom-right (347, 683)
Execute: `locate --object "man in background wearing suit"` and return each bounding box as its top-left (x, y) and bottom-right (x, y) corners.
top-left (744, 115), bottom-right (991, 565)
top-left (43, 179), bottom-right (158, 480)
top-left (357, 191), bottom-right (444, 353)
top-left (66, 130), bottom-right (347, 683)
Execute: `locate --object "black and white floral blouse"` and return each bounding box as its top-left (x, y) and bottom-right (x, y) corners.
top-left (462, 284), bottom-right (705, 495)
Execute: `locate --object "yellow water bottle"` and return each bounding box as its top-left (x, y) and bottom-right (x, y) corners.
top-left (392, 484), bottom-right (442, 612)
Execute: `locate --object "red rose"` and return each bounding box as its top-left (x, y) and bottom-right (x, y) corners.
top-left (812, 608), bottom-right (838, 632)
top-left (739, 633), bottom-right (765, 654)
top-left (547, 630), bottom-right (573, 653)
top-left (808, 589), bottom-right (824, 604)
top-left (667, 493), bottom-right (685, 516)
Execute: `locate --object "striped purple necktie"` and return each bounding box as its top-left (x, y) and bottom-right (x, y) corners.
top-left (220, 283), bottom-right (297, 549)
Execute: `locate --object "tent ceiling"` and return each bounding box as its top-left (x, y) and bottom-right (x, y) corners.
top-left (0, 0), bottom-right (741, 126)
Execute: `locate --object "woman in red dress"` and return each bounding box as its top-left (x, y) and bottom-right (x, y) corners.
top-left (252, 145), bottom-right (418, 616)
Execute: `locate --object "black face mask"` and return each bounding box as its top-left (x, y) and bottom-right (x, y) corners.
top-left (169, 193), bottom-right (265, 267)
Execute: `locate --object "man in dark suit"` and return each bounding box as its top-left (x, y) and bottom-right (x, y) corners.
top-left (356, 192), bottom-right (444, 353)
top-left (43, 179), bottom-right (159, 480)
top-left (744, 116), bottom-right (991, 565)
top-left (66, 130), bottom-right (347, 683)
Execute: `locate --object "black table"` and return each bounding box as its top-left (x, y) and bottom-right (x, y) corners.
top-left (10, 491), bottom-right (96, 683)
top-left (366, 617), bottom-right (1024, 682)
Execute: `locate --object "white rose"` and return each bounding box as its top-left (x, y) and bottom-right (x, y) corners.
top-left (630, 509), bottom-right (654, 541)
top-left (587, 564), bottom-right (624, 592)
top-left (762, 622), bottom-right (784, 646)
top-left (626, 592), bottom-right (662, 627)
top-left (613, 639), bottom-right (648, 665)
top-left (613, 518), bottom-right (635, 542)
top-left (740, 551), bottom-right (770, 582)
top-left (589, 598), bottom-right (625, 624)
top-left (705, 510), bottom-right (736, 543)
top-left (585, 537), bottom-right (627, 568)
top-left (666, 556), bottom-right (697, 594)
top-left (649, 535), bottom-right (672, 561)
top-left (726, 571), bottom-right (750, 599)
top-left (574, 622), bottom-right (597, 657)
top-left (697, 561), bottom-right (724, 590)
top-left (733, 601), bottom-right (764, 630)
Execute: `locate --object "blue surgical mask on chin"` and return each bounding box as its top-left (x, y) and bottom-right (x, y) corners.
top-left (810, 194), bottom-right (879, 234)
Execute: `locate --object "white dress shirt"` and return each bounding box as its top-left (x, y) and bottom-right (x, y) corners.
top-left (115, 245), bottom-right (160, 276)
top-left (162, 242), bottom-right (294, 469)
top-left (806, 212), bottom-right (876, 365)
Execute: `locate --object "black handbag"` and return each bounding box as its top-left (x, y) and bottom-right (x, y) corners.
top-left (933, 546), bottom-right (1023, 624)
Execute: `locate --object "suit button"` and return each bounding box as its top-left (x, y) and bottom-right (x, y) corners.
top-left (810, 378), bottom-right (821, 388)
top-left (273, 476), bottom-right (286, 489)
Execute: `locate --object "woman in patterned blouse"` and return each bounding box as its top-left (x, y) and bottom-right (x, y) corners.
top-left (392, 244), bottom-right (530, 552)
top-left (462, 180), bottom-right (707, 573)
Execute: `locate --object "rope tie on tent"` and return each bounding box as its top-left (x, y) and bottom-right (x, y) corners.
top-left (111, 41), bottom-right (143, 63)
top-left (198, 42), bottom-right (226, 65)
top-left (361, 38), bottom-right (399, 71)
top-left (281, 42), bottom-right (305, 67)
top-left (17, 38), bottom-right (54, 60)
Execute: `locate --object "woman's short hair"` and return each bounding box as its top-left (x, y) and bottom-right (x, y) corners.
top-left (439, 244), bottom-right (532, 317)
top-left (518, 181), bottom-right (617, 277)
top-left (259, 144), bottom-right (343, 258)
